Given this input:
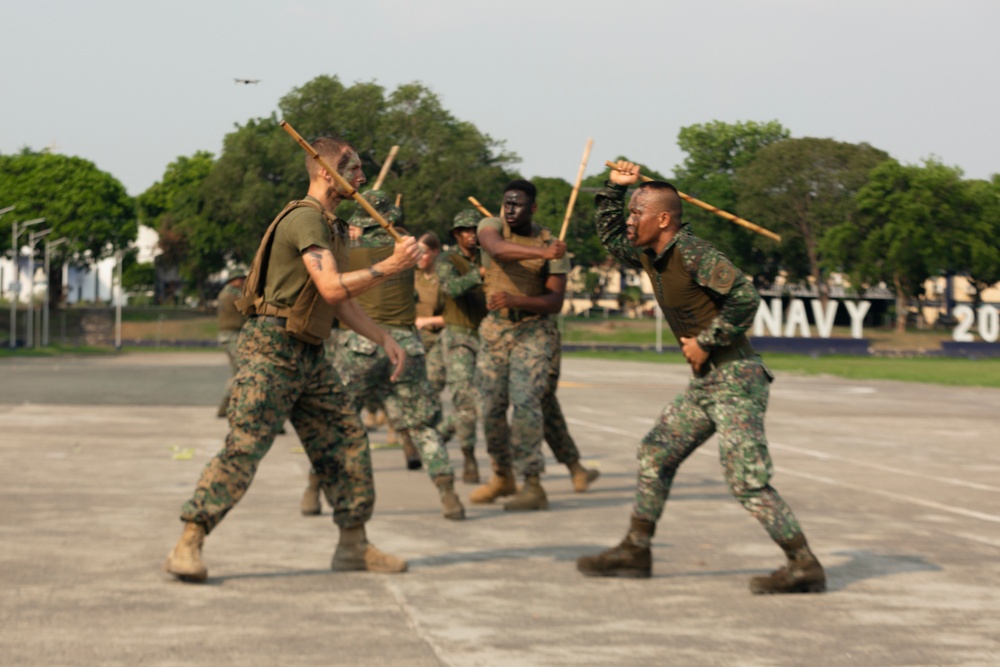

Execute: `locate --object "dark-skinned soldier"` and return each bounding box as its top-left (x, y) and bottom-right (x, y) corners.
top-left (163, 137), bottom-right (420, 582)
top-left (577, 160), bottom-right (825, 594)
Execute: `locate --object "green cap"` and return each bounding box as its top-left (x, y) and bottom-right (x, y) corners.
top-left (348, 190), bottom-right (402, 229)
top-left (451, 209), bottom-right (480, 231)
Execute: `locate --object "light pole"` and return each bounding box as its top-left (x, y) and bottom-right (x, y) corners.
top-left (43, 237), bottom-right (67, 347)
top-left (26, 228), bottom-right (52, 348)
top-left (9, 217), bottom-right (45, 349)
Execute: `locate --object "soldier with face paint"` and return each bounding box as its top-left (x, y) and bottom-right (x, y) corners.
top-left (164, 137), bottom-right (420, 582)
top-left (577, 160), bottom-right (826, 595)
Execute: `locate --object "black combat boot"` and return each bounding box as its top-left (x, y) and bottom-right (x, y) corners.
top-left (577, 517), bottom-right (654, 578)
top-left (749, 534), bottom-right (826, 594)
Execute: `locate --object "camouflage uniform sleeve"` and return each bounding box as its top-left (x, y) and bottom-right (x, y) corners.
top-left (435, 255), bottom-right (482, 298)
top-left (685, 243), bottom-right (760, 350)
top-left (595, 182), bottom-right (642, 269)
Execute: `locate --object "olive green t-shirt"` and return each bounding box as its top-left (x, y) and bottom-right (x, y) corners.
top-left (478, 217), bottom-right (571, 275)
top-left (263, 197), bottom-right (333, 308)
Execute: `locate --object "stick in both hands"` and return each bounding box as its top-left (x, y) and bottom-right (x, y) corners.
top-left (559, 137), bottom-right (594, 242)
top-left (603, 160), bottom-right (782, 243)
top-left (371, 145), bottom-right (400, 191)
top-left (467, 196), bottom-right (494, 218)
top-left (279, 120), bottom-right (403, 242)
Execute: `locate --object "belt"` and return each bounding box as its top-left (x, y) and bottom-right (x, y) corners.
top-left (491, 308), bottom-right (542, 323)
top-left (253, 315), bottom-right (287, 327)
top-left (697, 336), bottom-right (757, 376)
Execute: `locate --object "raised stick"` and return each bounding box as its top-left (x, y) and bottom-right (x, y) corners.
top-left (372, 145), bottom-right (400, 190)
top-left (280, 120), bottom-right (402, 242)
top-left (560, 138), bottom-right (593, 241)
top-left (603, 160), bottom-right (781, 242)
top-left (395, 193), bottom-right (402, 208)
top-left (467, 196), bottom-right (494, 218)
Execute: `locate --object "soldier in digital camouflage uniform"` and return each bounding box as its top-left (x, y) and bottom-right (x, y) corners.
top-left (414, 232), bottom-right (446, 395)
top-left (164, 137), bottom-right (421, 582)
top-left (471, 179), bottom-right (580, 511)
top-left (324, 190), bottom-right (465, 521)
top-left (215, 273), bottom-right (247, 418)
top-left (577, 160), bottom-right (825, 594)
top-left (434, 210), bottom-right (488, 483)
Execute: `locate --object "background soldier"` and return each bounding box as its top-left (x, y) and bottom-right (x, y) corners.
top-left (435, 210), bottom-right (488, 483)
top-left (324, 190), bottom-right (465, 521)
top-left (577, 160), bottom-right (825, 594)
top-left (471, 179), bottom-right (571, 511)
top-left (414, 231), bottom-right (446, 396)
top-left (164, 137), bottom-right (420, 582)
top-left (215, 272), bottom-right (246, 418)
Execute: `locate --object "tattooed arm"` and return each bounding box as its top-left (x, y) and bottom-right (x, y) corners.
top-left (301, 237), bottom-right (420, 306)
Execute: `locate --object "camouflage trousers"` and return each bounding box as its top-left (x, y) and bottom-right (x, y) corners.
top-left (441, 326), bottom-right (480, 454)
top-left (217, 329), bottom-right (241, 412)
top-left (542, 329), bottom-right (581, 466)
top-left (634, 358), bottom-right (803, 544)
top-left (182, 318), bottom-right (374, 532)
top-left (422, 329), bottom-right (447, 396)
top-left (331, 328), bottom-right (454, 481)
top-left (476, 314), bottom-right (556, 477)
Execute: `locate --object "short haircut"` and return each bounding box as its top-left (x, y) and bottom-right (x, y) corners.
top-left (306, 136), bottom-right (356, 179)
top-left (503, 179), bottom-right (537, 203)
top-left (637, 181), bottom-right (683, 221)
top-left (418, 231), bottom-right (441, 252)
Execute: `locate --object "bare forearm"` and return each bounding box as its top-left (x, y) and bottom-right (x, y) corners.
top-left (333, 300), bottom-right (388, 346)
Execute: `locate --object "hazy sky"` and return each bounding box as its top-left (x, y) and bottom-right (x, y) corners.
top-left (2, 0), bottom-right (998, 197)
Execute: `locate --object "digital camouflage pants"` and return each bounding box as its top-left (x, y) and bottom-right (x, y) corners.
top-left (331, 328), bottom-right (454, 481)
top-left (422, 329), bottom-right (447, 396)
top-left (216, 329), bottom-right (241, 413)
top-left (441, 326), bottom-right (479, 454)
top-left (634, 358), bottom-right (803, 544)
top-left (182, 318), bottom-right (374, 532)
top-left (476, 314), bottom-right (556, 478)
top-left (542, 328), bottom-right (582, 466)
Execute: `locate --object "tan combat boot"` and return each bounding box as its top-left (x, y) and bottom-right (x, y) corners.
top-left (577, 517), bottom-right (654, 578)
top-left (568, 461), bottom-right (600, 492)
top-left (469, 466), bottom-right (517, 504)
top-left (461, 449), bottom-right (480, 484)
top-left (163, 521), bottom-right (208, 583)
top-left (399, 430), bottom-right (422, 470)
top-left (503, 474), bottom-right (549, 511)
top-left (749, 534), bottom-right (826, 594)
top-left (434, 475), bottom-right (466, 520)
top-left (331, 525), bottom-right (408, 573)
top-left (300, 472), bottom-right (322, 516)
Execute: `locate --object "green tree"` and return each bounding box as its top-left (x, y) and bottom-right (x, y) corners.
top-left (826, 159), bottom-right (968, 332)
top-left (673, 120), bottom-right (790, 283)
top-left (735, 138), bottom-right (889, 303)
top-left (137, 151), bottom-right (219, 302)
top-left (955, 175), bottom-right (1000, 305)
top-left (0, 149), bottom-right (136, 304)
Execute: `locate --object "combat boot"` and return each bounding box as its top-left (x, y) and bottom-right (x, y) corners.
top-left (434, 475), bottom-right (466, 520)
top-left (503, 475), bottom-right (549, 511)
top-left (331, 525), bottom-right (408, 573)
top-left (300, 472), bottom-right (322, 516)
top-left (469, 466), bottom-right (517, 504)
top-left (461, 449), bottom-right (480, 484)
top-left (163, 521), bottom-right (208, 583)
top-left (577, 517), bottom-right (654, 578)
top-left (749, 534), bottom-right (826, 594)
top-left (216, 394), bottom-right (229, 418)
top-left (568, 461), bottom-right (600, 493)
top-left (399, 430), bottom-right (422, 470)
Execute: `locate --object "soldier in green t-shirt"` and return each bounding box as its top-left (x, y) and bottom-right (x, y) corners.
top-left (164, 137), bottom-right (421, 582)
top-left (215, 273), bottom-right (246, 418)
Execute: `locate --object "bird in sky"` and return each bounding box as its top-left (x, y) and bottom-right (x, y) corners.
top-left (234, 78), bottom-right (260, 85)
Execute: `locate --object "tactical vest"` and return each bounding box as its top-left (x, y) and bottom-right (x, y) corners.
top-left (442, 251), bottom-right (486, 331)
top-left (414, 268), bottom-right (442, 322)
top-left (348, 242), bottom-right (415, 327)
top-left (640, 246), bottom-right (755, 366)
top-left (236, 199), bottom-right (346, 345)
top-left (216, 283), bottom-right (246, 332)
top-left (483, 220), bottom-right (551, 300)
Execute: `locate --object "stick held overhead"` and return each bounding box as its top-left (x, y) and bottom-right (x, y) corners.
top-left (372, 145), bottom-right (400, 191)
top-left (603, 160), bottom-right (781, 243)
top-left (467, 196), bottom-right (494, 218)
top-left (560, 138), bottom-right (593, 242)
top-left (279, 120), bottom-right (402, 242)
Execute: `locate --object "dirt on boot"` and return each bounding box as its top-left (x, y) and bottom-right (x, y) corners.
top-left (163, 522), bottom-right (208, 583)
